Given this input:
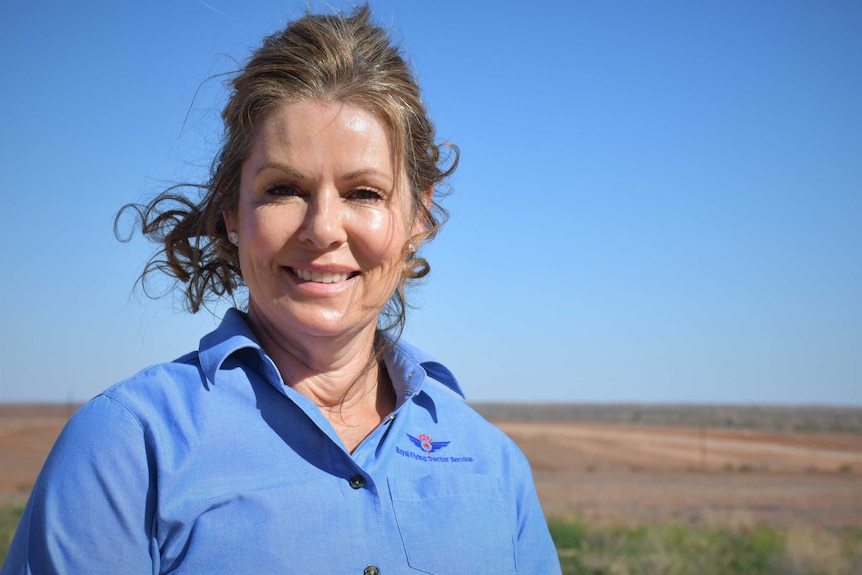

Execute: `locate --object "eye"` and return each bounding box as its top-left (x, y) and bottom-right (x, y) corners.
top-left (349, 187), bottom-right (384, 202)
top-left (264, 183), bottom-right (303, 198)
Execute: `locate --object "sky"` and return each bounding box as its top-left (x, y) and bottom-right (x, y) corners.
top-left (1, 0), bottom-right (860, 405)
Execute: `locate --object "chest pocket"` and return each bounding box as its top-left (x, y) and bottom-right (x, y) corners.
top-left (388, 474), bottom-right (517, 575)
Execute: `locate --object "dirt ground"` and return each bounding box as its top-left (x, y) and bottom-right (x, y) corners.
top-left (2, 404), bottom-right (860, 528)
top-left (499, 421), bottom-right (862, 528)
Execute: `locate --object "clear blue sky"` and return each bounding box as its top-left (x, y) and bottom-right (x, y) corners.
top-left (1, 0), bottom-right (860, 405)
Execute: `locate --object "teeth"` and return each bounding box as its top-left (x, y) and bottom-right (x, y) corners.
top-left (293, 268), bottom-right (351, 283)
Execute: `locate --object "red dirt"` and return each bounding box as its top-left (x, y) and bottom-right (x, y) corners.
top-left (499, 422), bottom-right (862, 528)
top-left (2, 404), bottom-right (860, 528)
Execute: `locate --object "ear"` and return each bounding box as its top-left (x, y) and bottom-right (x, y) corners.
top-left (411, 187), bottom-right (434, 236)
top-left (223, 210), bottom-right (235, 235)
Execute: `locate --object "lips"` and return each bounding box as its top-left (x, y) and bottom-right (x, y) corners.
top-left (290, 268), bottom-right (357, 284)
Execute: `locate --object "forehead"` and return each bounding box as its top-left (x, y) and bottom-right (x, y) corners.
top-left (249, 101), bottom-right (397, 175)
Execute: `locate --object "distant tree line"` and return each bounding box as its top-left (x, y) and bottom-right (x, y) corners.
top-left (471, 403), bottom-right (862, 434)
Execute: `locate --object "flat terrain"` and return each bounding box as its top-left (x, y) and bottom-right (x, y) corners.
top-left (499, 421), bottom-right (861, 528)
top-left (2, 403), bottom-right (860, 529)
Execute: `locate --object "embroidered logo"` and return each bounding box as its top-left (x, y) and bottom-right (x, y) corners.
top-left (396, 433), bottom-right (472, 463)
top-left (407, 433), bottom-right (450, 454)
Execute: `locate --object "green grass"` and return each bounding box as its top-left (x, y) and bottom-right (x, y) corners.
top-left (549, 518), bottom-right (862, 575)
top-left (3, 503), bottom-right (861, 572)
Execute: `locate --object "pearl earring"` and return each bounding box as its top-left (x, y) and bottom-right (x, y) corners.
top-left (228, 232), bottom-right (239, 245)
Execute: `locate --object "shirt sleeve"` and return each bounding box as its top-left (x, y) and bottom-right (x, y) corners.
top-left (512, 448), bottom-right (563, 574)
top-left (2, 395), bottom-right (156, 575)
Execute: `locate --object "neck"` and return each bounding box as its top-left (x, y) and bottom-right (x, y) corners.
top-left (245, 306), bottom-right (395, 452)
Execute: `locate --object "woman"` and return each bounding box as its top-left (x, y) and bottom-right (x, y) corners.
top-left (3, 7), bottom-right (561, 574)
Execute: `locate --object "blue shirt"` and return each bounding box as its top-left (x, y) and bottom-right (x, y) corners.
top-left (3, 309), bottom-right (561, 574)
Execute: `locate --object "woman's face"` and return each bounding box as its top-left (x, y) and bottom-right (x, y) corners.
top-left (224, 100), bottom-right (417, 344)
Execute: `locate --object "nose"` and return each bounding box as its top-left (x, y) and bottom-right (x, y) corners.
top-left (297, 190), bottom-right (346, 249)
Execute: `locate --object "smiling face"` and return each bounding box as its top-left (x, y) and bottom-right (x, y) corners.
top-left (224, 100), bottom-right (418, 346)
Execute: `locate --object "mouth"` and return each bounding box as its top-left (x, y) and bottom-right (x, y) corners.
top-left (289, 268), bottom-right (359, 284)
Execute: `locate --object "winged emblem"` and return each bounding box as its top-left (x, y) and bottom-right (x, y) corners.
top-left (407, 433), bottom-right (450, 454)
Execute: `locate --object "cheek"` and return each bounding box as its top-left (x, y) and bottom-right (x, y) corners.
top-left (236, 211), bottom-right (294, 277)
top-left (247, 208), bottom-right (300, 248)
top-left (352, 210), bottom-right (407, 265)
top-left (366, 209), bottom-right (385, 233)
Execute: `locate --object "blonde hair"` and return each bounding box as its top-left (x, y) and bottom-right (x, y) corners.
top-left (119, 4), bottom-right (457, 336)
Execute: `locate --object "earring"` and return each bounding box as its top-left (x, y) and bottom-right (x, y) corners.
top-left (408, 242), bottom-right (416, 253)
top-left (228, 232), bottom-right (239, 245)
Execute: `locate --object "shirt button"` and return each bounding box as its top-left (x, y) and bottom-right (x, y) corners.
top-left (364, 566), bottom-right (380, 575)
top-left (348, 474), bottom-right (366, 489)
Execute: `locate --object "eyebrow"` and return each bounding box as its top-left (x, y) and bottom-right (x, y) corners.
top-left (257, 163), bottom-right (393, 185)
top-left (342, 168), bottom-right (393, 185)
top-left (256, 162), bottom-right (305, 179)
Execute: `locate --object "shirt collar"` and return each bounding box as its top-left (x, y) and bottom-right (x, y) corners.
top-left (387, 338), bottom-right (465, 400)
top-left (198, 308), bottom-right (265, 386)
top-left (196, 308), bottom-right (465, 400)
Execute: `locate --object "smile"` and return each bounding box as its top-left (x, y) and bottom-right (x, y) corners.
top-left (290, 268), bottom-right (357, 283)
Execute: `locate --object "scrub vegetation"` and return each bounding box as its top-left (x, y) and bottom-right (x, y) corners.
top-left (474, 403), bottom-right (862, 434)
top-left (549, 518), bottom-right (862, 575)
top-left (3, 506), bottom-right (861, 572)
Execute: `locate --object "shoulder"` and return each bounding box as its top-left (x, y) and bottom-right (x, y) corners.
top-left (399, 374), bottom-right (533, 481)
top-left (102, 352), bottom-right (204, 404)
top-left (389, 339), bottom-right (528, 459)
top-left (44, 356), bottom-right (204, 458)
top-left (73, 353), bottom-right (202, 425)
top-left (427, 385), bottom-right (528, 456)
